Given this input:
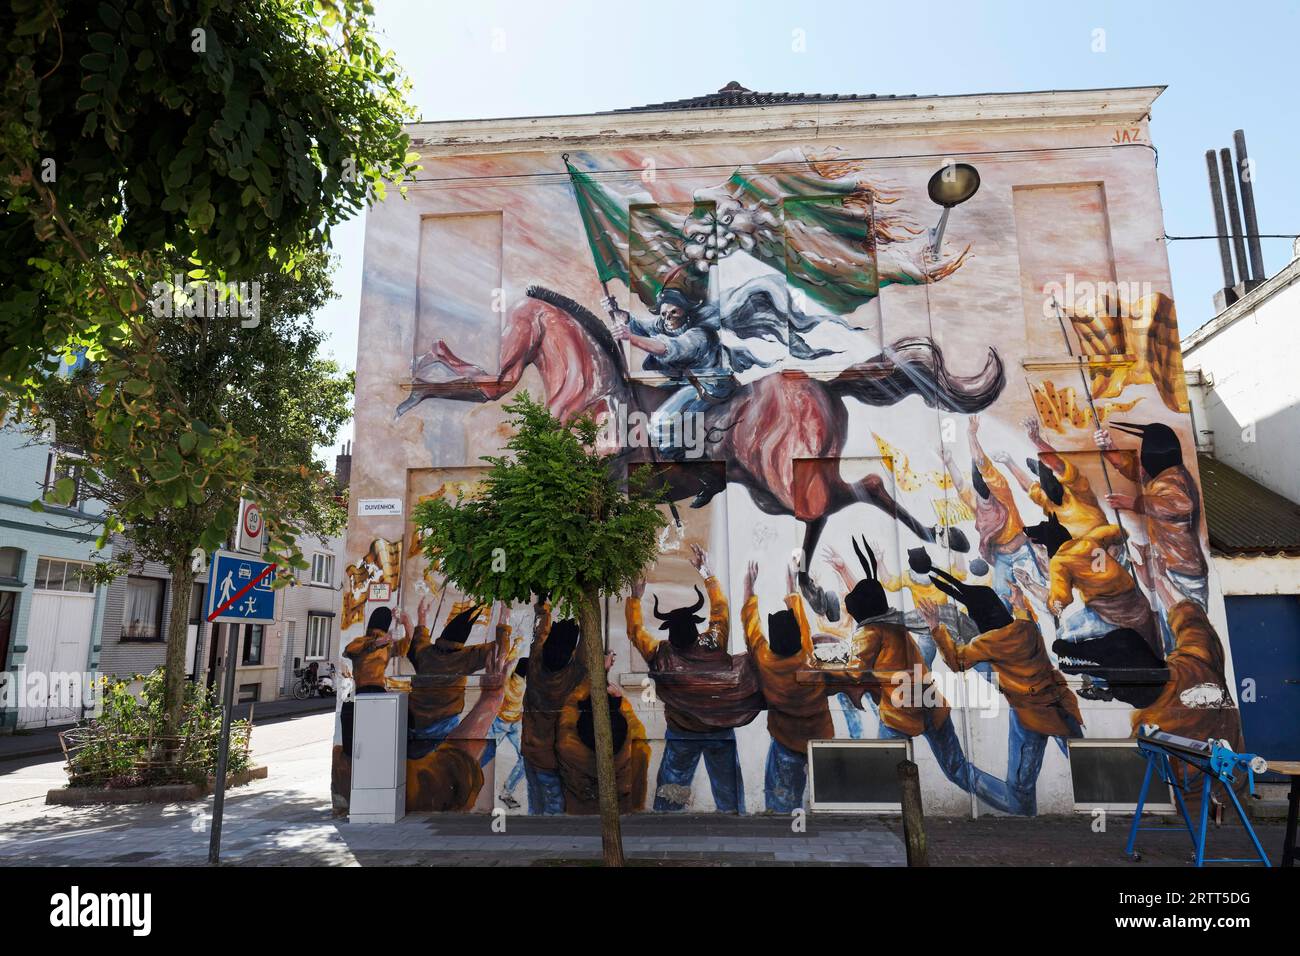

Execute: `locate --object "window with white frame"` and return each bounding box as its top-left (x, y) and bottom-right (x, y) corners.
top-left (310, 552), bottom-right (334, 586)
top-left (34, 557), bottom-right (95, 594)
top-left (306, 613), bottom-right (331, 660)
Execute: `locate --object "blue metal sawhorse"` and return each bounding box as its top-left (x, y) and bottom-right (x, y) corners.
top-left (1125, 729), bottom-right (1271, 867)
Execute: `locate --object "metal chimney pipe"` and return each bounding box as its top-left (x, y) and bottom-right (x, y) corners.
top-left (1219, 148), bottom-right (1250, 286)
top-left (1233, 130), bottom-right (1266, 282)
top-left (1205, 151), bottom-right (1235, 288)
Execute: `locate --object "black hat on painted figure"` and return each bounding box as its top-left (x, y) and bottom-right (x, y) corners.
top-left (1108, 421), bottom-right (1182, 480)
top-left (577, 693), bottom-right (629, 753)
top-left (366, 606), bottom-right (393, 634)
top-left (543, 619), bottom-right (581, 671)
top-left (1027, 457), bottom-right (1065, 507)
top-left (1024, 513), bottom-right (1073, 560)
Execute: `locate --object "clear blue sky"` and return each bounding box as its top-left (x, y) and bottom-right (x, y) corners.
top-left (316, 0), bottom-right (1300, 458)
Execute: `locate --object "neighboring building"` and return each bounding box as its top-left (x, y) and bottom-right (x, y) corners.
top-left (96, 452), bottom-right (353, 705)
top-left (1183, 244), bottom-right (1300, 504)
top-left (0, 421), bottom-right (109, 731)
top-left (1183, 242), bottom-right (1300, 769)
top-left (339, 83), bottom-right (1235, 817)
top-left (1193, 454), bottom-right (1300, 768)
top-left (270, 449), bottom-right (351, 698)
top-left (273, 529), bottom-right (345, 696)
top-left (98, 534), bottom-right (212, 686)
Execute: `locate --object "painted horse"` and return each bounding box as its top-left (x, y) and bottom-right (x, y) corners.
top-left (398, 286), bottom-right (1005, 613)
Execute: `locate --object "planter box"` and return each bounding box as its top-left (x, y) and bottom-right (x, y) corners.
top-left (46, 766), bottom-right (268, 806)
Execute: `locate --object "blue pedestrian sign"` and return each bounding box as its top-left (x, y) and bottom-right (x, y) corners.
top-left (206, 549), bottom-right (277, 624)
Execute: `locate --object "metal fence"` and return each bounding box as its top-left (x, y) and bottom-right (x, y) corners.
top-left (58, 721), bottom-right (253, 789)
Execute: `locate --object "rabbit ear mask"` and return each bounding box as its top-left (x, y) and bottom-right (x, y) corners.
top-left (852, 536), bottom-right (877, 581)
top-left (928, 574), bottom-right (966, 605)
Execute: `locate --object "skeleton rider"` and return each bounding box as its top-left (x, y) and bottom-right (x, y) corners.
top-left (603, 285), bottom-right (739, 458)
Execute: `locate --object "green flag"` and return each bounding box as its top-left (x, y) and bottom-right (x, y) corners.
top-left (565, 157), bottom-right (630, 288)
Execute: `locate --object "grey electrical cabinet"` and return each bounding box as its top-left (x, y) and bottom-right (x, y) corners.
top-left (349, 692), bottom-right (407, 823)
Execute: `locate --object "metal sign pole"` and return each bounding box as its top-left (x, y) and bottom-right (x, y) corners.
top-left (208, 622), bottom-right (241, 864)
top-left (202, 549), bottom-right (277, 865)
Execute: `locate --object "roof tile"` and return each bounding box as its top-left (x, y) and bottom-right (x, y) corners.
top-left (611, 82), bottom-right (915, 113)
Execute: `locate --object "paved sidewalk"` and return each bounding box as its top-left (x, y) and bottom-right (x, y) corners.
top-left (2, 792), bottom-right (1284, 867)
top-left (2, 710), bottom-right (1286, 867)
top-left (923, 814), bottom-right (1286, 867)
top-left (0, 696), bottom-right (335, 764)
top-left (0, 801), bottom-right (907, 867)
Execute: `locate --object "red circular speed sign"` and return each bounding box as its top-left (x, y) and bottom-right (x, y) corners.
top-left (242, 502), bottom-right (263, 539)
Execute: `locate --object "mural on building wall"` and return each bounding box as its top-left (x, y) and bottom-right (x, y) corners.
top-left (332, 136), bottom-right (1240, 817)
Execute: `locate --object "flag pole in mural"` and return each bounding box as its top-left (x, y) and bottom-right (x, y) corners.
top-left (1048, 293), bottom-right (1143, 588)
top-left (563, 152), bottom-right (684, 529)
top-left (563, 153), bottom-right (629, 306)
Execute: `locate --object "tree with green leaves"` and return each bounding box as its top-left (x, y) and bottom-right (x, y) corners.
top-left (23, 250), bottom-right (352, 742)
top-left (0, 0), bottom-right (416, 406)
top-left (414, 393), bottom-right (666, 866)
top-left (1, 0), bottom-right (413, 747)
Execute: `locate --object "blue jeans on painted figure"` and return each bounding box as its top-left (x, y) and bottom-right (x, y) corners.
top-left (836, 693), bottom-right (864, 739)
top-left (1055, 602), bottom-right (1113, 644)
top-left (764, 738), bottom-right (808, 812)
top-left (878, 716), bottom-right (975, 793)
top-left (406, 713), bottom-right (461, 760)
top-left (903, 606), bottom-right (994, 681)
top-left (967, 707), bottom-right (1083, 816)
top-left (654, 726), bottom-right (745, 813)
top-left (525, 764), bottom-right (565, 815)
top-left (991, 541), bottom-right (1039, 612)
top-left (480, 717), bottom-right (526, 796)
top-left (1155, 569), bottom-right (1209, 654)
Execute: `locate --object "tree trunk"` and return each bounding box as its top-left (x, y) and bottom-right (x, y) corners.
top-left (577, 583), bottom-right (625, 867)
top-left (163, 554), bottom-right (197, 747)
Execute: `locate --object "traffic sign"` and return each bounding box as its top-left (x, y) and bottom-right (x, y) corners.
top-left (235, 498), bottom-right (265, 554)
top-left (206, 549), bottom-right (277, 624)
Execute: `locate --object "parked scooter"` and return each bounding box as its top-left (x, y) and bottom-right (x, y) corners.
top-left (317, 662), bottom-right (337, 697)
top-left (292, 661), bottom-right (333, 699)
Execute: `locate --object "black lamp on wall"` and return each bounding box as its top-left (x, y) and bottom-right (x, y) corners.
top-left (926, 162), bottom-right (981, 260)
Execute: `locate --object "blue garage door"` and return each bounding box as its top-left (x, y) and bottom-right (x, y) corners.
top-left (1224, 595), bottom-right (1300, 763)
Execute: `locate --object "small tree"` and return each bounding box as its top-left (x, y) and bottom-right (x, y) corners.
top-left (414, 393), bottom-right (666, 866)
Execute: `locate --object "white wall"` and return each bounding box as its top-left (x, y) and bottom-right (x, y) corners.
top-left (1183, 257), bottom-right (1300, 503)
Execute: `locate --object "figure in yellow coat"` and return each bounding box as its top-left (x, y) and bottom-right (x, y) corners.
top-left (998, 417), bottom-right (1108, 540)
top-left (406, 600), bottom-right (507, 758)
top-left (555, 681), bottom-right (651, 815)
top-left (941, 415), bottom-right (1043, 612)
top-left (832, 540), bottom-right (982, 803)
top-left (406, 636), bottom-right (515, 812)
top-left (334, 605), bottom-right (413, 810)
top-left (740, 558), bottom-right (833, 812)
top-left (1015, 513), bottom-right (1158, 653)
top-left (919, 567), bottom-right (1084, 817)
